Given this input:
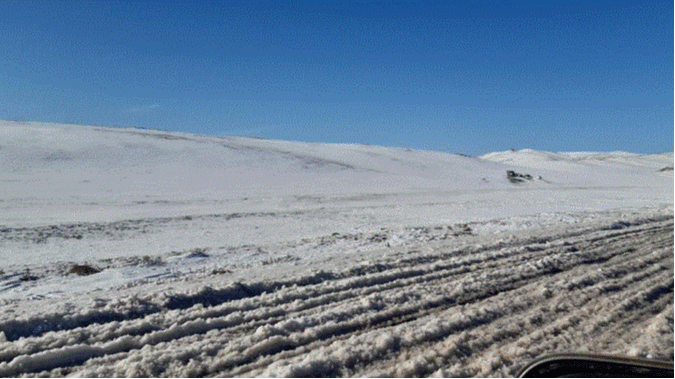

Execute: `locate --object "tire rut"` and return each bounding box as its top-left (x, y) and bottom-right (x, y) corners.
top-left (1, 216), bottom-right (671, 377)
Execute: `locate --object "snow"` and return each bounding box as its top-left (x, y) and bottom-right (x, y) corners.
top-left (0, 121), bottom-right (672, 377)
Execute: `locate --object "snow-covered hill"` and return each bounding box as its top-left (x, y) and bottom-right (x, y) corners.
top-left (0, 121), bottom-right (672, 376)
top-left (2, 121), bottom-right (671, 226)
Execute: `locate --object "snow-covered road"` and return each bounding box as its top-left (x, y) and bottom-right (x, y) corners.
top-left (1, 211), bottom-right (671, 377)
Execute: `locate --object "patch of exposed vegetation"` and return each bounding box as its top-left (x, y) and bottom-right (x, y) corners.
top-left (210, 267), bottom-right (233, 275)
top-left (19, 269), bottom-right (39, 281)
top-left (261, 254), bottom-right (300, 265)
top-left (122, 255), bottom-right (165, 267)
top-left (186, 247), bottom-right (210, 258)
top-left (368, 233), bottom-right (388, 243)
top-left (69, 264), bottom-right (101, 276)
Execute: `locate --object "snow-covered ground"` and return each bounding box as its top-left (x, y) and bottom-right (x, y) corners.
top-left (0, 121), bottom-right (672, 376)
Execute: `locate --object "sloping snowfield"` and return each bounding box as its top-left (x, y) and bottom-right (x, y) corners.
top-left (0, 121), bottom-right (672, 377)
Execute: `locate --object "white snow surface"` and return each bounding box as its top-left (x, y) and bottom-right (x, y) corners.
top-left (0, 121), bottom-right (672, 377)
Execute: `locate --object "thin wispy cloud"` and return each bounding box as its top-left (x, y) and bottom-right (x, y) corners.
top-left (124, 103), bottom-right (162, 114)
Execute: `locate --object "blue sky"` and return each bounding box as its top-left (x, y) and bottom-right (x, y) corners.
top-left (0, 0), bottom-right (671, 155)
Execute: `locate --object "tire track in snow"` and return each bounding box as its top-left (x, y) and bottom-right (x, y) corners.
top-left (0, 215), bottom-right (671, 377)
top-left (365, 245), bottom-right (672, 377)
top-left (1, 218), bottom-right (672, 376)
top-left (252, 230), bottom-right (672, 376)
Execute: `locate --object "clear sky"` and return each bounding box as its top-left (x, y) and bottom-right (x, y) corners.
top-left (0, 0), bottom-right (671, 155)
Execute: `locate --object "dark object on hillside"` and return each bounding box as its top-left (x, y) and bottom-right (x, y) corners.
top-left (186, 247), bottom-right (210, 258)
top-left (19, 269), bottom-right (39, 281)
top-left (69, 264), bottom-right (101, 276)
top-left (507, 170), bottom-right (534, 183)
top-left (658, 166), bottom-right (673, 172)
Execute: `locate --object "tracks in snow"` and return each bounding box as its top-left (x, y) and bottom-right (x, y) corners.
top-left (0, 215), bottom-right (672, 377)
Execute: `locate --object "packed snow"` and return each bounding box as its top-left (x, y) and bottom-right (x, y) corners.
top-left (0, 121), bottom-right (672, 377)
